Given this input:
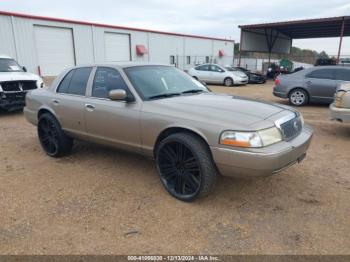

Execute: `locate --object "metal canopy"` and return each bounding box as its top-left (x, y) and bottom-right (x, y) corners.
top-left (239, 16), bottom-right (350, 39)
top-left (238, 16), bottom-right (350, 65)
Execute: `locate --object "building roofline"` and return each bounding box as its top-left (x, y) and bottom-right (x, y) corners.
top-left (0, 10), bottom-right (234, 43)
top-left (239, 16), bottom-right (350, 29)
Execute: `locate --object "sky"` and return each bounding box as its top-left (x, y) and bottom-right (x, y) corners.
top-left (0, 0), bottom-right (349, 55)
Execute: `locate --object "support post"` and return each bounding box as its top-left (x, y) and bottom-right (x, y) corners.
top-left (238, 29), bottom-right (243, 66)
top-left (337, 17), bottom-right (345, 64)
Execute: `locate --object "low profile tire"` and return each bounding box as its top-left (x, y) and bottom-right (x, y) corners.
top-left (288, 88), bottom-right (309, 106)
top-left (38, 113), bottom-right (73, 157)
top-left (156, 132), bottom-right (218, 202)
top-left (224, 77), bottom-right (233, 87)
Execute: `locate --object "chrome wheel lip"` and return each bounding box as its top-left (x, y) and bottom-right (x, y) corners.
top-left (157, 141), bottom-right (202, 199)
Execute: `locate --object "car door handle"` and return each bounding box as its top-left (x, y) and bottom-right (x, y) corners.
top-left (52, 99), bottom-right (60, 105)
top-left (85, 104), bottom-right (95, 111)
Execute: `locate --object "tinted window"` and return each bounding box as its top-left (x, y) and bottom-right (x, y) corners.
top-left (57, 69), bottom-right (75, 93)
top-left (92, 67), bottom-right (129, 99)
top-left (336, 69), bottom-right (350, 81)
top-left (68, 67), bottom-right (92, 95)
top-left (210, 65), bottom-right (224, 72)
top-left (195, 65), bottom-right (209, 71)
top-left (307, 69), bottom-right (335, 80)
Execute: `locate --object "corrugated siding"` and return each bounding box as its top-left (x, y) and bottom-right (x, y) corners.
top-left (0, 14), bottom-right (234, 76)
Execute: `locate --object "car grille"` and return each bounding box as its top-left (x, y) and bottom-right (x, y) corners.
top-left (279, 116), bottom-right (303, 140)
top-left (21, 81), bottom-right (37, 91)
top-left (1, 81), bottom-right (37, 92)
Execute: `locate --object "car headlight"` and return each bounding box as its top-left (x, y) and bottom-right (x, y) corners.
top-left (220, 127), bottom-right (282, 148)
top-left (335, 90), bottom-right (346, 107)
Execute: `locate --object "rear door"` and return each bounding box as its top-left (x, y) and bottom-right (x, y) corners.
top-left (53, 67), bottom-right (93, 135)
top-left (194, 65), bottom-right (211, 82)
top-left (84, 67), bottom-right (142, 153)
top-left (305, 68), bottom-right (337, 103)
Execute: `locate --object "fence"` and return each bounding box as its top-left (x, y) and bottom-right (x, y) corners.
top-left (234, 55), bottom-right (350, 73)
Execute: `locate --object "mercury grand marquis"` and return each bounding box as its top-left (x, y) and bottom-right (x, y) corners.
top-left (24, 64), bottom-right (313, 201)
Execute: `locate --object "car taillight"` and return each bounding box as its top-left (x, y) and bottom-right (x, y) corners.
top-left (275, 79), bottom-right (281, 86)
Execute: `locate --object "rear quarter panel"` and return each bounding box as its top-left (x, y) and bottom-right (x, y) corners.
top-left (24, 89), bottom-right (57, 126)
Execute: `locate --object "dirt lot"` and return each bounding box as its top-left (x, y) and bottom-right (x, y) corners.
top-left (0, 81), bottom-right (349, 255)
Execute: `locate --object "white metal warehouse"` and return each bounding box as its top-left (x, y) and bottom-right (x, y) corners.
top-left (0, 11), bottom-right (234, 77)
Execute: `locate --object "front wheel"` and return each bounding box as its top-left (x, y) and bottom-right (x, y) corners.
top-left (38, 113), bottom-right (73, 157)
top-left (289, 89), bottom-right (308, 106)
top-left (156, 133), bottom-right (218, 202)
top-left (224, 77), bottom-right (233, 87)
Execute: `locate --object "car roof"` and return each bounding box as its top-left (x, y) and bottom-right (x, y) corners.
top-left (67, 62), bottom-right (173, 70)
top-left (309, 66), bottom-right (350, 70)
top-left (0, 54), bottom-right (12, 59)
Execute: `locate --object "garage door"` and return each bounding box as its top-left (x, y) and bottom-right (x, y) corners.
top-left (104, 32), bottom-right (130, 62)
top-left (34, 26), bottom-right (75, 76)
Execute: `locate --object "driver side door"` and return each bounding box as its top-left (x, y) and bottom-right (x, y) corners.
top-left (84, 66), bottom-right (142, 153)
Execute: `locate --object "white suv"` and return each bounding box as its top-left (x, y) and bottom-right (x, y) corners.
top-left (0, 55), bottom-right (44, 111)
top-left (188, 63), bottom-right (248, 86)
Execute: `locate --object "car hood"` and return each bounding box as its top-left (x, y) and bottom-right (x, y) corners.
top-left (144, 93), bottom-right (296, 130)
top-left (0, 72), bottom-right (41, 82)
top-left (232, 71), bottom-right (247, 78)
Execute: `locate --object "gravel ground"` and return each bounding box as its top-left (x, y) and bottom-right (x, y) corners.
top-left (0, 81), bottom-right (349, 255)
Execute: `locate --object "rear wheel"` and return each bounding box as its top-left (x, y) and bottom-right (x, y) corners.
top-left (289, 89), bottom-right (308, 106)
top-left (38, 113), bottom-right (73, 157)
top-left (224, 77), bottom-right (233, 87)
top-left (156, 133), bottom-right (218, 202)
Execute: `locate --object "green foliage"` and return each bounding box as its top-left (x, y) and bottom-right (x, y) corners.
top-left (235, 43), bottom-right (330, 64)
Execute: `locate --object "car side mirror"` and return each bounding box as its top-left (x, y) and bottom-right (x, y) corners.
top-left (22, 66), bottom-right (27, 72)
top-left (109, 89), bottom-right (128, 101)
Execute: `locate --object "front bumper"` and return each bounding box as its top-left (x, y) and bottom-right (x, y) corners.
top-left (235, 79), bottom-right (249, 85)
top-left (211, 125), bottom-right (313, 178)
top-left (330, 103), bottom-right (350, 122)
top-left (0, 92), bottom-right (26, 111)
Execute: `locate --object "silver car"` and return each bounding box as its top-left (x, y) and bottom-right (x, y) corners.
top-left (24, 64), bottom-right (312, 201)
top-left (330, 82), bottom-right (350, 122)
top-left (188, 63), bottom-right (248, 86)
top-left (273, 66), bottom-right (350, 106)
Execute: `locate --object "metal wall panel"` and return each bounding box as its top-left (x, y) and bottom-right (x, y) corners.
top-left (104, 32), bottom-right (130, 62)
top-left (34, 25), bottom-right (75, 76)
top-left (0, 16), bottom-right (17, 59)
top-left (0, 13), bottom-right (234, 76)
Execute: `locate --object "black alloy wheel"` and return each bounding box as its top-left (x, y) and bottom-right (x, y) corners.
top-left (156, 133), bottom-right (218, 201)
top-left (38, 113), bottom-right (73, 157)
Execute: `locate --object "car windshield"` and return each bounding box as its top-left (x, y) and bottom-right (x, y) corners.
top-left (0, 58), bottom-right (24, 72)
top-left (124, 66), bottom-right (209, 100)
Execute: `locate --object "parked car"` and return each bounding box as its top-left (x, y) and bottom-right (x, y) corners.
top-left (230, 66), bottom-right (266, 84)
top-left (330, 82), bottom-right (350, 123)
top-left (266, 63), bottom-right (280, 79)
top-left (188, 63), bottom-right (248, 86)
top-left (24, 64), bottom-right (312, 202)
top-left (273, 66), bottom-right (350, 106)
top-left (0, 54), bottom-right (44, 111)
